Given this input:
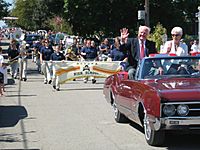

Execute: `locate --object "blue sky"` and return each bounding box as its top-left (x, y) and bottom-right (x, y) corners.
top-left (5, 0), bottom-right (14, 9)
top-left (5, 0), bottom-right (13, 4)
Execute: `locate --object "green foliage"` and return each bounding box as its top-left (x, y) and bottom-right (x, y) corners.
top-left (149, 23), bottom-right (167, 52)
top-left (64, 0), bottom-right (138, 36)
top-left (11, 0), bottom-right (46, 30)
top-left (0, 0), bottom-right (10, 19)
top-left (7, 0), bottom-right (200, 38)
top-left (11, 0), bottom-right (64, 31)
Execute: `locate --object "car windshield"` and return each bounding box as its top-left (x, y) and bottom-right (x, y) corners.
top-left (141, 56), bottom-right (200, 79)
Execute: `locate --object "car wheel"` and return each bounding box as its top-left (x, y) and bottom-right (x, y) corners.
top-left (112, 99), bottom-right (129, 123)
top-left (143, 113), bottom-right (165, 146)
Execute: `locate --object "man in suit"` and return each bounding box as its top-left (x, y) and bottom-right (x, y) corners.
top-left (120, 26), bottom-right (162, 79)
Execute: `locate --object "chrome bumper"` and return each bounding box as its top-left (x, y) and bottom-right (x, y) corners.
top-left (164, 117), bottom-right (200, 125)
top-left (159, 117), bottom-right (200, 130)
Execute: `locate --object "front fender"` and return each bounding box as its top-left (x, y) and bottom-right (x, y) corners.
top-left (143, 88), bottom-right (161, 118)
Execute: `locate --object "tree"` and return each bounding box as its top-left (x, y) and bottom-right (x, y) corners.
top-left (11, 0), bottom-right (44, 30)
top-left (149, 22), bottom-right (167, 51)
top-left (8, 0), bottom-right (200, 38)
top-left (0, 0), bottom-right (11, 19)
top-left (11, 0), bottom-right (65, 31)
top-left (150, 0), bottom-right (200, 36)
top-left (64, 0), bottom-right (138, 37)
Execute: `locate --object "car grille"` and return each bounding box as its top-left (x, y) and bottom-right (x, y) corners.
top-left (161, 101), bottom-right (200, 117)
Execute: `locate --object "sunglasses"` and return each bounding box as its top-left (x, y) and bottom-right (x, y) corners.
top-left (172, 34), bottom-right (181, 37)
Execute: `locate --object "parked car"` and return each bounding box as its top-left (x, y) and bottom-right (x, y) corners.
top-left (24, 34), bottom-right (43, 47)
top-left (103, 54), bottom-right (200, 146)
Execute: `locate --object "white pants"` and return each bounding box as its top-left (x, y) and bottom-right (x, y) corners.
top-left (18, 58), bottom-right (27, 79)
top-left (52, 65), bottom-right (60, 88)
top-left (41, 62), bottom-right (52, 82)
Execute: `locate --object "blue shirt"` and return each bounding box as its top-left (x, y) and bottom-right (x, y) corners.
top-left (40, 46), bottom-right (54, 61)
top-left (110, 48), bottom-right (127, 61)
top-left (50, 52), bottom-right (65, 61)
top-left (100, 44), bottom-right (110, 55)
top-left (81, 46), bottom-right (97, 59)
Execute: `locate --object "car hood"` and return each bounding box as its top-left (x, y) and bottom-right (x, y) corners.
top-left (145, 78), bottom-right (200, 101)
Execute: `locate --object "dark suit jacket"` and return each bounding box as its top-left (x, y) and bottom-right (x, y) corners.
top-left (120, 38), bottom-right (157, 69)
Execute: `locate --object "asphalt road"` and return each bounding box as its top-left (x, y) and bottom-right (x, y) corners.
top-left (0, 40), bottom-right (200, 150)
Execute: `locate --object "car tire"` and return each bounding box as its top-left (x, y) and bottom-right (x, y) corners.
top-left (143, 113), bottom-right (165, 146)
top-left (112, 99), bottom-right (129, 123)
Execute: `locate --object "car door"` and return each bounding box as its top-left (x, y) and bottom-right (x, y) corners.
top-left (116, 80), bottom-right (135, 117)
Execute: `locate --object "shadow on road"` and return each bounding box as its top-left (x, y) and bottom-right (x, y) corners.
top-left (7, 78), bottom-right (15, 85)
top-left (62, 87), bottom-right (103, 91)
top-left (129, 121), bottom-right (144, 134)
top-left (5, 94), bottom-right (37, 97)
top-left (130, 121), bottom-right (200, 149)
top-left (0, 105), bottom-right (28, 128)
top-left (163, 132), bottom-right (200, 150)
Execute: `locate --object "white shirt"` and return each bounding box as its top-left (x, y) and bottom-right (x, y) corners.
top-left (191, 44), bottom-right (199, 52)
top-left (0, 54), bottom-right (7, 84)
top-left (0, 54), bottom-right (4, 73)
top-left (163, 40), bottom-right (188, 56)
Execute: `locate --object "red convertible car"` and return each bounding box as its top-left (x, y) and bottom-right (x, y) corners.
top-left (103, 55), bottom-right (200, 146)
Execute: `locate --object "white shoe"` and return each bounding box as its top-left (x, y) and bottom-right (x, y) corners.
top-left (83, 78), bottom-right (88, 83)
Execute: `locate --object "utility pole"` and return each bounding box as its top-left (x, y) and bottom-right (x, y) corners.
top-left (196, 6), bottom-right (200, 49)
top-left (145, 0), bottom-right (149, 26)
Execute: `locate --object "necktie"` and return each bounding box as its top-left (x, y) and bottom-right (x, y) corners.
top-left (140, 41), bottom-right (145, 59)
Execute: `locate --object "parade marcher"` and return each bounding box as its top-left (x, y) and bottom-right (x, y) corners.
top-left (40, 39), bottom-right (54, 84)
top-left (163, 26), bottom-right (188, 56)
top-left (18, 41), bottom-right (29, 81)
top-left (0, 47), bottom-right (6, 95)
top-left (50, 44), bottom-right (66, 91)
top-left (108, 37), bottom-right (128, 71)
top-left (98, 38), bottom-right (111, 61)
top-left (120, 26), bottom-right (162, 79)
top-left (109, 37), bottom-right (127, 61)
top-left (32, 39), bottom-right (43, 73)
top-left (7, 39), bottom-right (20, 79)
top-left (66, 37), bottom-right (80, 61)
top-left (81, 39), bottom-right (98, 83)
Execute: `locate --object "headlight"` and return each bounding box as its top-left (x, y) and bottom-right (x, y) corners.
top-left (163, 104), bottom-right (176, 116)
top-left (177, 104), bottom-right (189, 116)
